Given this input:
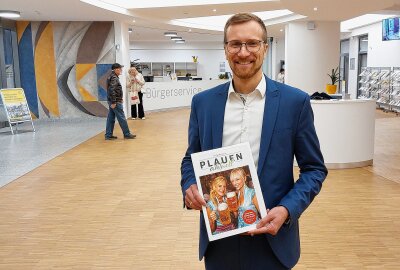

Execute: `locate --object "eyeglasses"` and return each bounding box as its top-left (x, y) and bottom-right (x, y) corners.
top-left (225, 40), bottom-right (265, 54)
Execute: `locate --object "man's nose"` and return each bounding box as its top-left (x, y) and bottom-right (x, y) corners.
top-left (237, 44), bottom-right (250, 56)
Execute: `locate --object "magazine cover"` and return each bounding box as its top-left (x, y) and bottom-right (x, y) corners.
top-left (191, 142), bottom-right (267, 241)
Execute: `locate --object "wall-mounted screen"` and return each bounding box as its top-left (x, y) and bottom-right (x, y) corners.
top-left (382, 17), bottom-right (400, 41)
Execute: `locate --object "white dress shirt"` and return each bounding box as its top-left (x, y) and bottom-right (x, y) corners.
top-left (222, 75), bottom-right (266, 169)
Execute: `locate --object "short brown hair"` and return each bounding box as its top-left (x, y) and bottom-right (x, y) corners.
top-left (224, 13), bottom-right (268, 44)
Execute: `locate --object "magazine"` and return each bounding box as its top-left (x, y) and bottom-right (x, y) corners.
top-left (191, 142), bottom-right (267, 241)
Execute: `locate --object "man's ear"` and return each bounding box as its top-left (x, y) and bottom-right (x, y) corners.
top-left (263, 43), bottom-right (269, 58)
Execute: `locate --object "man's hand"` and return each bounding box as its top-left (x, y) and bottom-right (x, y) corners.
top-left (185, 184), bottom-right (206, 210)
top-left (248, 206), bottom-right (289, 236)
top-left (110, 103), bottom-right (116, 109)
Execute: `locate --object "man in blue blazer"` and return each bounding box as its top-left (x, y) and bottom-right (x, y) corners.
top-left (181, 13), bottom-right (327, 270)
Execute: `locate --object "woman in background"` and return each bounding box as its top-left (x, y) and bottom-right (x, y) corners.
top-left (277, 68), bottom-right (285, 84)
top-left (127, 66), bottom-right (146, 120)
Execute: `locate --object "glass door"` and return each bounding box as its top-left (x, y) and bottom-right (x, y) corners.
top-left (357, 35), bottom-right (368, 98)
top-left (339, 39), bottom-right (350, 94)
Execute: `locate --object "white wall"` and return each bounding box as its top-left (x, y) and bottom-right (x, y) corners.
top-left (285, 21), bottom-right (340, 94)
top-left (352, 22), bottom-right (400, 68)
top-left (343, 21), bottom-right (400, 99)
top-left (130, 41), bottom-right (230, 80)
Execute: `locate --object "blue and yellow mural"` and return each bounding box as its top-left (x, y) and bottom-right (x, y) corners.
top-left (16, 21), bottom-right (39, 119)
top-left (16, 21), bottom-right (115, 118)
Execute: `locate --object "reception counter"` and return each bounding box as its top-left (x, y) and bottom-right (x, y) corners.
top-left (140, 82), bottom-right (375, 169)
top-left (141, 80), bottom-right (227, 111)
top-left (310, 99), bottom-right (376, 169)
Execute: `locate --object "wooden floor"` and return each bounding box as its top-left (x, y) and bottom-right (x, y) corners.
top-left (0, 109), bottom-right (399, 269)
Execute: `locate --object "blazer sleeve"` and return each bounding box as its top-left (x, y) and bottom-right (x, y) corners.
top-left (279, 95), bottom-right (328, 221)
top-left (180, 96), bottom-right (201, 201)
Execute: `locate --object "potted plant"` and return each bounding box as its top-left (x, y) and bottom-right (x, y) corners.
top-left (218, 73), bottom-right (228, 79)
top-left (326, 67), bottom-right (339, 94)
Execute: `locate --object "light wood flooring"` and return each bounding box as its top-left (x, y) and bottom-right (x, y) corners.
top-left (0, 109), bottom-right (399, 269)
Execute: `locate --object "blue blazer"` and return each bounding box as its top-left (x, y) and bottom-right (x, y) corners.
top-left (181, 76), bottom-right (327, 269)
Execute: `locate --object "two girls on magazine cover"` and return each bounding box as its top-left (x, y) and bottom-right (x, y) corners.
top-left (205, 167), bottom-right (260, 234)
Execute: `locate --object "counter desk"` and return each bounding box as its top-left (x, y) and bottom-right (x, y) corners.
top-left (141, 83), bottom-right (376, 169)
top-left (310, 99), bottom-right (376, 169)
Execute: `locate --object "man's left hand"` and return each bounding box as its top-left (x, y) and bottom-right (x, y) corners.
top-left (248, 206), bottom-right (289, 236)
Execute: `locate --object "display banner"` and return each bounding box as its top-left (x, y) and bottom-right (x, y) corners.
top-left (0, 88), bottom-right (35, 134)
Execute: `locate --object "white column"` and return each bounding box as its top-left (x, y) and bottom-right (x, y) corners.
top-left (285, 21), bottom-right (340, 94)
top-left (114, 21), bottom-right (131, 117)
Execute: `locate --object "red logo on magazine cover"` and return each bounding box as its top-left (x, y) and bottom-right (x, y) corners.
top-left (243, 209), bottom-right (257, 224)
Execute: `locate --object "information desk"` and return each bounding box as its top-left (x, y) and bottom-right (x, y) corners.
top-left (141, 80), bottom-right (226, 111)
top-left (310, 99), bottom-right (376, 169)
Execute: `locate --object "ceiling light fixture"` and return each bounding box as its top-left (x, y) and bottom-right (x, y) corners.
top-left (0, 10), bottom-right (21, 18)
top-left (164, 31), bottom-right (178, 37)
top-left (313, 7), bottom-right (318, 11)
top-left (132, 19), bottom-right (136, 23)
top-left (188, 29), bottom-right (192, 32)
top-left (280, 29), bottom-right (283, 32)
top-left (128, 28), bottom-right (133, 33)
top-left (213, 9), bottom-right (217, 12)
top-left (175, 40), bottom-right (185, 44)
top-left (171, 36), bottom-right (183, 40)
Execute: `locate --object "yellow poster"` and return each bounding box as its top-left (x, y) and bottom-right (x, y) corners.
top-left (0, 88), bottom-right (31, 122)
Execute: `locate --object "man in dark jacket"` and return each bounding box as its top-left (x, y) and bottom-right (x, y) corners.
top-left (105, 63), bottom-right (136, 140)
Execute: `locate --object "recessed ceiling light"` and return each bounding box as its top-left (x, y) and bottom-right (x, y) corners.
top-left (313, 7), bottom-right (318, 11)
top-left (171, 36), bottom-right (183, 40)
top-left (188, 29), bottom-right (192, 32)
top-left (213, 9), bottom-right (217, 12)
top-left (132, 19), bottom-right (136, 23)
top-left (280, 29), bottom-right (283, 32)
top-left (164, 31), bottom-right (178, 37)
top-left (175, 40), bottom-right (185, 44)
top-left (0, 10), bottom-right (21, 18)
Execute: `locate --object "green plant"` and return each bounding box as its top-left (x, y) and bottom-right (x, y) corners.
top-left (328, 67), bottom-right (339, 85)
top-left (218, 73), bottom-right (228, 79)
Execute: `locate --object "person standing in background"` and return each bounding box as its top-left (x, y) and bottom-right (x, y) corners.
top-left (127, 66), bottom-right (146, 120)
top-left (105, 63), bottom-right (136, 140)
top-left (277, 68), bottom-right (285, 84)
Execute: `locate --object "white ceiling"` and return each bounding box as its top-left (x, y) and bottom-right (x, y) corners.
top-left (1, 0), bottom-right (400, 43)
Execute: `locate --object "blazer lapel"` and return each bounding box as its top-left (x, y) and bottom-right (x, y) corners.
top-left (257, 77), bottom-right (280, 175)
top-left (211, 82), bottom-right (229, 149)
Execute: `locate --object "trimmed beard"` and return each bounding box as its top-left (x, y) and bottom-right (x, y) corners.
top-left (231, 63), bottom-right (263, 80)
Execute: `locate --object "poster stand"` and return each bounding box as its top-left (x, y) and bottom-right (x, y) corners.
top-left (0, 88), bottom-right (35, 135)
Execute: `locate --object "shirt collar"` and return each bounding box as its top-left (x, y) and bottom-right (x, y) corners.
top-left (228, 74), bottom-right (266, 98)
